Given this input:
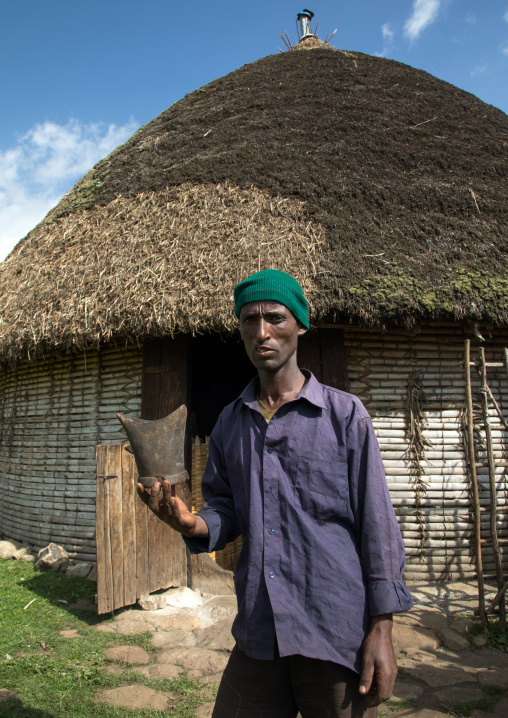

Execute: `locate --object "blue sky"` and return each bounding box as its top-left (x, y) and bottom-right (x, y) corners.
top-left (1, 0), bottom-right (507, 260)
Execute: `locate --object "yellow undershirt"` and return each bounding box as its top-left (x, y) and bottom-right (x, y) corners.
top-left (257, 395), bottom-right (277, 423)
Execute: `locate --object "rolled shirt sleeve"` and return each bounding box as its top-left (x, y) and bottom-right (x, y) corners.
top-left (347, 406), bottom-right (413, 616)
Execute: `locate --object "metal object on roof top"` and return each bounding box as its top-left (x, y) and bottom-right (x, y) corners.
top-left (297, 9), bottom-right (315, 39)
top-left (117, 404), bottom-right (189, 488)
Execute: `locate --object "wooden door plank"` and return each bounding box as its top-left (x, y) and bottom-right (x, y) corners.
top-left (121, 445), bottom-right (137, 607)
top-left (135, 495), bottom-right (150, 597)
top-left (96, 445), bottom-right (111, 614)
top-left (298, 330), bottom-right (322, 380)
top-left (148, 508), bottom-right (165, 594)
top-left (320, 328), bottom-right (348, 391)
top-left (107, 444), bottom-right (125, 611)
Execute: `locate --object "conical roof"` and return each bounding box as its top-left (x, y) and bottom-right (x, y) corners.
top-left (1, 45), bottom-right (507, 361)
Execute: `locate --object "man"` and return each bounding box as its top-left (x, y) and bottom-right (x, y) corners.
top-left (138, 269), bottom-right (412, 717)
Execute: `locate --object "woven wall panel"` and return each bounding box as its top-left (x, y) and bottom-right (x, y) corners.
top-left (344, 325), bottom-right (508, 581)
top-left (0, 345), bottom-right (142, 560)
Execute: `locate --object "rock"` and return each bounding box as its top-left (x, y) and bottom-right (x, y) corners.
top-left (0, 689), bottom-right (18, 701)
top-left (19, 554), bottom-right (35, 562)
top-left (392, 623), bottom-right (439, 652)
top-left (409, 607), bottom-right (449, 631)
top-left (58, 629), bottom-right (81, 638)
top-left (96, 619), bottom-right (159, 635)
top-left (12, 547), bottom-right (32, 560)
top-left (151, 629), bottom-right (197, 649)
top-left (139, 586), bottom-right (204, 611)
top-left (96, 685), bottom-right (174, 710)
top-left (477, 667), bottom-right (508, 689)
top-left (104, 646), bottom-right (150, 664)
top-left (196, 702), bottom-right (216, 718)
top-left (450, 616), bottom-right (475, 635)
top-left (132, 663), bottom-right (183, 679)
top-left (102, 665), bottom-right (124, 675)
top-left (392, 681), bottom-right (424, 701)
top-left (435, 686), bottom-right (487, 707)
top-left (156, 647), bottom-right (229, 676)
top-left (194, 619), bottom-right (235, 652)
top-left (472, 634), bottom-right (488, 648)
top-left (398, 649), bottom-right (437, 663)
top-left (0, 540), bottom-right (19, 560)
top-left (408, 660), bottom-right (477, 687)
top-left (87, 565), bottom-right (98, 582)
top-left (189, 553), bottom-right (236, 595)
top-left (439, 627), bottom-right (470, 651)
top-left (150, 612), bottom-right (205, 632)
top-left (401, 710), bottom-right (451, 718)
top-left (35, 543), bottom-right (69, 572)
top-left (196, 595), bottom-right (238, 625)
top-left (66, 561), bottom-right (94, 578)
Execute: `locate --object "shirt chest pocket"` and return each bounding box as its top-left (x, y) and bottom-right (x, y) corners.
top-left (294, 456), bottom-right (348, 519)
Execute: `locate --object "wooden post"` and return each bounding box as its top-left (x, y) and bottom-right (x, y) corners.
top-left (479, 346), bottom-right (506, 631)
top-left (464, 340), bottom-right (487, 627)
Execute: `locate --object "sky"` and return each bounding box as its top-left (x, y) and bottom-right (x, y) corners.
top-left (1, 0), bottom-right (507, 261)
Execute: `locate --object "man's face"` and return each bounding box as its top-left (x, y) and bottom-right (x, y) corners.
top-left (239, 301), bottom-right (306, 372)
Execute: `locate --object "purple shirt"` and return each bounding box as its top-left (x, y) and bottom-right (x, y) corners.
top-left (185, 371), bottom-right (412, 672)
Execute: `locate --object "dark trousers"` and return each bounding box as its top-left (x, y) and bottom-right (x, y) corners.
top-left (212, 646), bottom-right (378, 718)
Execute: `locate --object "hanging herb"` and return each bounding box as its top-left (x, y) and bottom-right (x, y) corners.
top-left (404, 370), bottom-right (431, 556)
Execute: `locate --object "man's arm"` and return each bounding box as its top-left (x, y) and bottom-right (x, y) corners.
top-left (136, 480), bottom-right (209, 538)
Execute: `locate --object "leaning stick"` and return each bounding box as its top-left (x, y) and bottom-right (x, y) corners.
top-left (464, 340), bottom-right (487, 627)
top-left (479, 346), bottom-right (506, 631)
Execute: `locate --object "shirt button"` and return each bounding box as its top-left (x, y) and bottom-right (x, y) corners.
top-left (269, 528), bottom-right (275, 535)
top-left (269, 571), bottom-right (275, 579)
top-left (267, 448), bottom-right (273, 454)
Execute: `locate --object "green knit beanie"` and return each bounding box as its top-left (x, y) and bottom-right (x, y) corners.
top-left (234, 269), bottom-right (309, 329)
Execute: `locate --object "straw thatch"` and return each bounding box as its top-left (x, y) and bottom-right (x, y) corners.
top-left (1, 44), bottom-right (507, 361)
top-left (0, 184), bottom-right (324, 361)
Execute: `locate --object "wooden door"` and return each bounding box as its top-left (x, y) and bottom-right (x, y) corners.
top-left (96, 336), bottom-right (190, 613)
top-left (298, 328), bottom-right (348, 390)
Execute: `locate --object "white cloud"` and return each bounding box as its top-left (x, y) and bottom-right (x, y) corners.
top-left (504, 9), bottom-right (508, 22)
top-left (375, 22), bottom-right (396, 57)
top-left (404, 0), bottom-right (441, 41)
top-left (0, 118), bottom-right (137, 261)
top-left (502, 42), bottom-right (508, 55)
top-left (471, 62), bottom-right (489, 76)
top-left (465, 11), bottom-right (476, 25)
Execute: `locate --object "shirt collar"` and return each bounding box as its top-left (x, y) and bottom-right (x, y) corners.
top-left (238, 369), bottom-right (327, 411)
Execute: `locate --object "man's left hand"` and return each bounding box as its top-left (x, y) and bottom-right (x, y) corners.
top-left (359, 614), bottom-right (397, 707)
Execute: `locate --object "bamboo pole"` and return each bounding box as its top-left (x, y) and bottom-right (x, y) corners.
top-left (479, 346), bottom-right (506, 631)
top-left (464, 340), bottom-right (487, 627)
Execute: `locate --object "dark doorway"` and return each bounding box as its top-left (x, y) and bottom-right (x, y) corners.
top-left (190, 332), bottom-right (256, 439)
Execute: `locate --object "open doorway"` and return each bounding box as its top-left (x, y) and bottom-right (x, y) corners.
top-left (189, 331), bottom-right (256, 440)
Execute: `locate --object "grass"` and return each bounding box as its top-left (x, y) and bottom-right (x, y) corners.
top-left (469, 617), bottom-right (508, 652)
top-left (0, 559), bottom-right (216, 717)
top-left (443, 698), bottom-right (496, 717)
top-left (378, 698), bottom-right (418, 715)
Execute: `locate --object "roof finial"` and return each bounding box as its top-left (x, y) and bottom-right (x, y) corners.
top-left (297, 9), bottom-right (315, 40)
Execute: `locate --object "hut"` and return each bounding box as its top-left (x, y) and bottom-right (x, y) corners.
top-left (0, 35), bottom-right (507, 592)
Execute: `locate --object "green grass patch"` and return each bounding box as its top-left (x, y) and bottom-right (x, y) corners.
top-left (482, 684), bottom-right (504, 697)
top-left (0, 559), bottom-right (215, 717)
top-left (443, 698), bottom-right (496, 717)
top-left (470, 618), bottom-right (508, 652)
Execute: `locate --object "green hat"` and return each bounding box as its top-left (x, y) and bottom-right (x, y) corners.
top-left (234, 269), bottom-right (309, 329)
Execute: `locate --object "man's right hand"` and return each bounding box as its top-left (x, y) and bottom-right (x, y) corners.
top-left (136, 480), bottom-right (209, 538)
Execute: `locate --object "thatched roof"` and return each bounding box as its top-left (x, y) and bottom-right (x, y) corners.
top-left (1, 43), bottom-right (507, 361)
